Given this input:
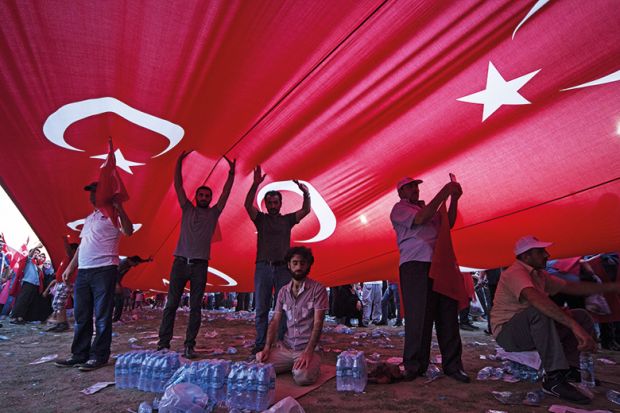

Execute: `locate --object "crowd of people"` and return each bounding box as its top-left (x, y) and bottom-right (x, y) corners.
top-left (1, 156), bottom-right (619, 405)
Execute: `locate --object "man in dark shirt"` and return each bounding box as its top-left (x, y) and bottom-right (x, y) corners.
top-left (245, 165), bottom-right (311, 354)
top-left (157, 150), bottom-right (235, 358)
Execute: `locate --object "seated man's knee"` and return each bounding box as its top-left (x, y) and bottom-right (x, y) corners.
top-left (293, 368), bottom-right (319, 386)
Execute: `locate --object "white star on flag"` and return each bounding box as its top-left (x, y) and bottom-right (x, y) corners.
top-left (90, 148), bottom-right (145, 174)
top-left (457, 62), bottom-right (541, 121)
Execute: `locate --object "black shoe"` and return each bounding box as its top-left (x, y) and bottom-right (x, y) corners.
top-left (251, 345), bottom-right (263, 355)
top-left (157, 344), bottom-right (170, 351)
top-left (459, 323), bottom-right (476, 331)
top-left (401, 369), bottom-right (420, 382)
top-left (394, 320), bottom-right (403, 327)
top-left (55, 357), bottom-right (87, 368)
top-left (447, 370), bottom-right (471, 383)
top-left (184, 346), bottom-right (197, 359)
top-left (542, 371), bottom-right (591, 405)
top-left (9, 318), bottom-right (25, 325)
top-left (78, 359), bottom-right (108, 371)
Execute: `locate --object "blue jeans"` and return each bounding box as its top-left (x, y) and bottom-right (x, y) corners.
top-left (71, 265), bottom-right (117, 362)
top-left (254, 262), bottom-right (291, 349)
top-left (381, 283), bottom-right (402, 323)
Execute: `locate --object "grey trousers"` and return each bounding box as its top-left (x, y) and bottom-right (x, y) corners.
top-left (496, 307), bottom-right (594, 372)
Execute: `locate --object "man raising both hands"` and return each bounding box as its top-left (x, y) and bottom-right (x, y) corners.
top-left (245, 166), bottom-right (311, 355)
top-left (157, 151), bottom-right (235, 359)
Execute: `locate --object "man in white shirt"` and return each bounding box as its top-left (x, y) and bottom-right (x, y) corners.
top-left (56, 182), bottom-right (133, 371)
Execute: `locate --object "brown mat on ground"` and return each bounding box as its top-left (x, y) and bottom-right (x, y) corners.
top-left (273, 365), bottom-right (337, 404)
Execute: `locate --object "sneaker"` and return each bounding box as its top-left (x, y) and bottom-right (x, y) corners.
top-left (157, 344), bottom-right (170, 351)
top-left (394, 320), bottom-right (403, 327)
top-left (55, 357), bottom-right (86, 368)
top-left (542, 371), bottom-right (591, 405)
top-left (78, 359), bottom-right (108, 371)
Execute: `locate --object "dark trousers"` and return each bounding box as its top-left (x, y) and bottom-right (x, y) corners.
top-left (11, 281), bottom-right (39, 320)
top-left (158, 257), bottom-right (208, 348)
top-left (71, 265), bottom-right (117, 362)
top-left (399, 260), bottom-right (463, 375)
top-left (496, 307), bottom-right (594, 372)
top-left (380, 283), bottom-right (402, 323)
top-left (112, 293), bottom-right (124, 321)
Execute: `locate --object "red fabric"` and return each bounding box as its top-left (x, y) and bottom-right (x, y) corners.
top-left (96, 140), bottom-right (129, 226)
top-left (551, 257), bottom-right (581, 275)
top-left (429, 204), bottom-right (469, 310)
top-left (462, 272), bottom-right (476, 302)
top-left (0, 1), bottom-right (619, 292)
top-left (9, 255), bottom-right (29, 297)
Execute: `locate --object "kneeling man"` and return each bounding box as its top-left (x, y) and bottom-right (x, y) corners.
top-left (256, 246), bottom-right (327, 386)
top-left (492, 235), bottom-right (620, 405)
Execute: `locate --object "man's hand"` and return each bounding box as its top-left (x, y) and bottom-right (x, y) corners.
top-left (61, 270), bottom-right (70, 283)
top-left (293, 350), bottom-right (313, 370)
top-left (446, 181), bottom-right (462, 199)
top-left (256, 348), bottom-right (270, 363)
top-left (253, 165), bottom-right (266, 185)
top-left (293, 180), bottom-right (309, 196)
top-left (224, 156), bottom-right (236, 174)
top-left (573, 324), bottom-right (597, 352)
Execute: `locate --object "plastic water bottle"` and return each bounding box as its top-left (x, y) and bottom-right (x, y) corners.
top-left (137, 401), bottom-right (152, 413)
top-left (115, 353), bottom-right (127, 389)
top-left (336, 353), bottom-right (345, 391)
top-left (579, 352), bottom-right (595, 388)
top-left (255, 364), bottom-right (274, 412)
top-left (246, 364), bottom-right (258, 410)
top-left (129, 351), bottom-right (145, 389)
top-left (226, 363), bottom-right (241, 410)
top-left (354, 352), bottom-right (368, 392)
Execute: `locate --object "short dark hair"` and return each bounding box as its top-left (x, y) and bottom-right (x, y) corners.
top-left (264, 190), bottom-right (282, 201)
top-left (195, 186), bottom-right (212, 197)
top-left (285, 246), bottom-right (315, 266)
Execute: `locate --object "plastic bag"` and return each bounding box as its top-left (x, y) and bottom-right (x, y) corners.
top-left (158, 383), bottom-right (211, 413)
top-left (262, 396), bottom-right (305, 413)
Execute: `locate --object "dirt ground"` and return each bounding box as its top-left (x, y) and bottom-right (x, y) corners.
top-left (1, 308), bottom-right (619, 413)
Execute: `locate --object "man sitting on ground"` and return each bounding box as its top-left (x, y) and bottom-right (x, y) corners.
top-left (256, 246), bottom-right (328, 386)
top-left (491, 235), bottom-right (620, 405)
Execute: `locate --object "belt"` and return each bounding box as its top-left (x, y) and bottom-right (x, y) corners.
top-left (175, 256), bottom-right (209, 265)
top-left (258, 260), bottom-right (286, 267)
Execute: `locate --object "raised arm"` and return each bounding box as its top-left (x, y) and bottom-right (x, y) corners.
top-left (447, 182), bottom-right (462, 228)
top-left (244, 165), bottom-right (266, 221)
top-left (174, 150), bottom-right (192, 207)
top-left (215, 156), bottom-right (236, 212)
top-left (413, 182), bottom-right (461, 226)
top-left (113, 200), bottom-right (134, 236)
top-left (293, 180), bottom-right (311, 222)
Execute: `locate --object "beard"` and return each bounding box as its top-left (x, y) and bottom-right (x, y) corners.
top-left (291, 269), bottom-right (310, 281)
top-left (197, 201), bottom-right (210, 208)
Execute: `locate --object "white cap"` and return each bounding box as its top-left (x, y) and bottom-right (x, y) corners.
top-left (514, 235), bottom-right (553, 256)
top-left (396, 177), bottom-right (423, 191)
